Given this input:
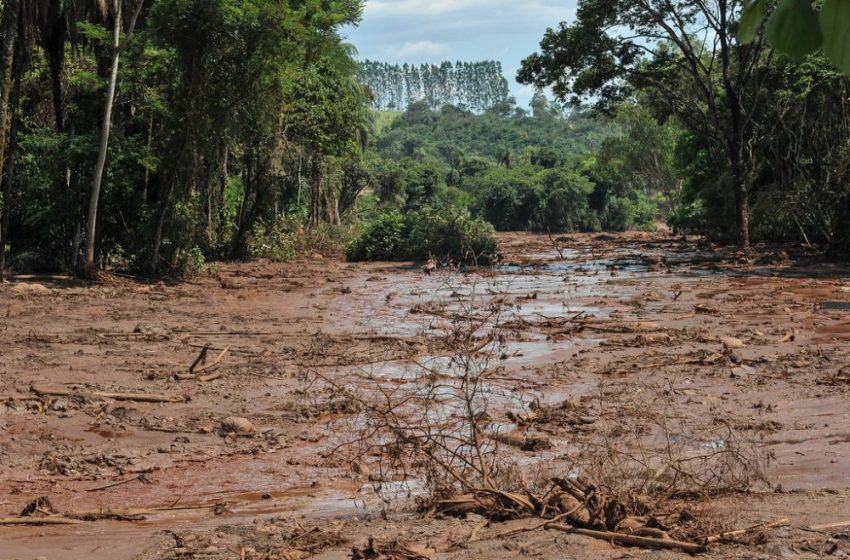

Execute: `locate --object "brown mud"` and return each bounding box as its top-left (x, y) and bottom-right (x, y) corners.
top-left (2, 232), bottom-right (850, 559)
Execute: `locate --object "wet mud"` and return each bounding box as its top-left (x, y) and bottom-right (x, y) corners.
top-left (2, 232), bottom-right (850, 559)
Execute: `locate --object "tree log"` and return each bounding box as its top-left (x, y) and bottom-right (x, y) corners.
top-left (547, 524), bottom-right (706, 554)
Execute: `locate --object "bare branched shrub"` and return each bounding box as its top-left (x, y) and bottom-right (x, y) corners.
top-left (310, 272), bottom-right (771, 537)
top-left (567, 381), bottom-right (771, 501)
top-left (314, 276), bottom-right (539, 515)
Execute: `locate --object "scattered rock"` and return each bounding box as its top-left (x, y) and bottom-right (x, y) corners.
top-left (720, 336), bottom-right (746, 349)
top-left (219, 416), bottom-right (255, 436)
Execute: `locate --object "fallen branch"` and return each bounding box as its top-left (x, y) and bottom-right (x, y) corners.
top-left (31, 385), bottom-right (187, 403)
top-left (547, 524), bottom-right (706, 554)
top-left (69, 511), bottom-right (146, 522)
top-left (702, 517), bottom-right (791, 544)
top-left (475, 512), bottom-right (571, 542)
top-left (192, 346), bottom-right (229, 375)
top-left (0, 517), bottom-right (83, 526)
top-left (188, 344), bottom-right (210, 373)
top-left (487, 431), bottom-right (552, 451)
top-left (86, 475), bottom-right (142, 492)
top-left (809, 520), bottom-right (850, 532)
top-left (177, 346), bottom-right (229, 381)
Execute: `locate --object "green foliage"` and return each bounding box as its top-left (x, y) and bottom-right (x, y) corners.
top-left (603, 192), bottom-right (657, 232)
top-left (346, 209), bottom-right (496, 264)
top-left (372, 110), bottom-right (402, 135)
top-left (246, 215), bottom-right (356, 261)
top-left (741, 0), bottom-right (850, 74)
top-left (369, 99), bottom-right (663, 235)
top-left (536, 168), bottom-right (596, 232)
top-left (739, 0), bottom-right (767, 44)
top-left (667, 199), bottom-right (706, 234)
top-left (173, 246), bottom-right (208, 278)
top-left (0, 0), bottom-right (370, 274)
top-left (344, 213), bottom-right (405, 261)
top-left (820, 0), bottom-right (850, 73)
top-left (765, 0), bottom-right (822, 58)
top-left (377, 100), bottom-right (612, 168)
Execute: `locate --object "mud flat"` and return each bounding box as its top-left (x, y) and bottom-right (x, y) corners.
top-left (2, 232), bottom-right (850, 559)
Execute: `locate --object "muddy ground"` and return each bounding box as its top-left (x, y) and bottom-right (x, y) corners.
top-left (2, 232), bottom-right (850, 560)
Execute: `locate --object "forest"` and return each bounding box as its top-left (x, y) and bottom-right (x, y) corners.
top-left (359, 60), bottom-right (511, 112)
top-left (0, 0), bottom-right (849, 278)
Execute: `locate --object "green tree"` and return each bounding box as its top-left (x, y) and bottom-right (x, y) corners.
top-left (519, 0), bottom-right (773, 247)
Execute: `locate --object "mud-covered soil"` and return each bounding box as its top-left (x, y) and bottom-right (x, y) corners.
top-left (2, 232), bottom-right (850, 560)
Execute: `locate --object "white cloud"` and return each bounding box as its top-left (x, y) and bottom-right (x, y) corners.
top-left (389, 41), bottom-right (452, 62)
top-left (367, 0), bottom-right (514, 17)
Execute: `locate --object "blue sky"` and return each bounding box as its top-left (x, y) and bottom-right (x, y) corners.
top-left (344, 0), bottom-right (578, 109)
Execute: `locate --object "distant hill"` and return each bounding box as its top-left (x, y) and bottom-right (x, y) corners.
top-left (359, 60), bottom-right (510, 113)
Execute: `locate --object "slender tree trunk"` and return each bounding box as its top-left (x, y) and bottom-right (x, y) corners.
top-left (84, 1), bottom-right (123, 270)
top-left (216, 149), bottom-right (228, 244)
top-left (149, 180), bottom-right (173, 275)
top-left (728, 139), bottom-right (751, 249)
top-left (143, 113), bottom-right (153, 203)
top-left (0, 0), bottom-right (20, 178)
top-left (44, 21), bottom-right (66, 133)
top-left (0, 50), bottom-right (24, 281)
top-left (83, 0), bottom-right (145, 272)
top-left (296, 150), bottom-right (302, 207)
top-left (310, 156), bottom-right (322, 226)
top-left (0, 1), bottom-right (23, 280)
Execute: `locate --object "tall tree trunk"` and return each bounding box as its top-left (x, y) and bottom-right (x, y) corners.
top-left (0, 47), bottom-right (24, 282)
top-left (0, 0), bottom-right (20, 177)
top-left (216, 149), bottom-right (228, 244)
top-left (83, 0), bottom-right (145, 272)
top-left (310, 156), bottom-right (322, 226)
top-left (149, 180), bottom-right (173, 275)
top-left (84, 0), bottom-right (123, 270)
top-left (734, 182), bottom-right (750, 249)
top-left (43, 19), bottom-right (66, 133)
top-left (143, 113), bottom-right (153, 203)
top-left (0, 1), bottom-right (23, 280)
top-left (728, 141), bottom-right (751, 249)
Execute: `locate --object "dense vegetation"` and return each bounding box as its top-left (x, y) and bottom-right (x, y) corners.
top-left (359, 60), bottom-right (510, 112)
top-left (0, 0), bottom-right (374, 277)
top-left (1, 0), bottom-right (849, 278)
top-left (365, 97), bottom-right (659, 236)
top-left (518, 0), bottom-right (850, 252)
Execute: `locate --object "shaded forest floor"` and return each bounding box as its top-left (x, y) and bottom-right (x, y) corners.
top-left (2, 232), bottom-right (850, 559)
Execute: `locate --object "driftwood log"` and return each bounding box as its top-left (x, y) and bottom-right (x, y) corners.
top-left (31, 385), bottom-right (187, 403)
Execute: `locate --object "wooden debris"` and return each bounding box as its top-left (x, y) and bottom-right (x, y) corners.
top-left (488, 430), bottom-right (552, 451)
top-left (177, 346), bottom-right (229, 381)
top-left (86, 474), bottom-right (144, 492)
top-left (547, 524), bottom-right (706, 554)
top-left (31, 385), bottom-right (187, 403)
top-left (809, 519), bottom-right (850, 532)
top-left (350, 537), bottom-right (432, 560)
top-left (193, 346), bottom-right (229, 376)
top-left (0, 517), bottom-right (83, 526)
top-left (20, 496), bottom-right (57, 517)
top-left (702, 517), bottom-right (790, 544)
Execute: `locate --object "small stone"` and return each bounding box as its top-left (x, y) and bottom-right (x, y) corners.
top-left (220, 416), bottom-right (255, 436)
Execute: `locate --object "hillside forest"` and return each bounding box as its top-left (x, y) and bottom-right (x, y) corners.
top-left (0, 0), bottom-right (849, 278)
